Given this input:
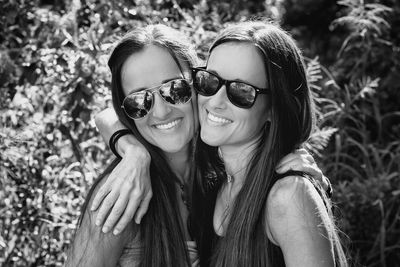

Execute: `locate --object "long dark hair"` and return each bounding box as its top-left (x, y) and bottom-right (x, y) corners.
top-left (196, 21), bottom-right (348, 267)
top-left (79, 24), bottom-right (199, 267)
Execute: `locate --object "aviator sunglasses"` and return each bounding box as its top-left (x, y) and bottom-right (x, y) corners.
top-left (121, 78), bottom-right (192, 120)
top-left (192, 67), bottom-right (269, 108)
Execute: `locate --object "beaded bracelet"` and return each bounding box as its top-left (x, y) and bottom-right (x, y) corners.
top-left (109, 129), bottom-right (132, 159)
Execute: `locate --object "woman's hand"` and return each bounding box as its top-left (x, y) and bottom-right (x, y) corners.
top-left (275, 148), bottom-right (332, 196)
top-left (90, 143), bottom-right (151, 235)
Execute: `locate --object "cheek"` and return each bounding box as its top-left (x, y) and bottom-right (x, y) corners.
top-left (134, 120), bottom-right (149, 139)
top-left (239, 103), bottom-right (269, 134)
top-left (253, 96), bottom-right (270, 123)
top-left (180, 104), bottom-right (195, 130)
top-left (197, 95), bottom-right (207, 107)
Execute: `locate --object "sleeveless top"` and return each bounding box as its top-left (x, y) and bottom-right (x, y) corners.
top-left (117, 234), bottom-right (199, 267)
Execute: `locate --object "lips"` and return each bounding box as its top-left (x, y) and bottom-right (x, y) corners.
top-left (206, 110), bottom-right (232, 125)
top-left (153, 118), bottom-right (182, 130)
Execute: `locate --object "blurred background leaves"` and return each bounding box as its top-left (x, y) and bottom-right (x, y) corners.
top-left (0, 0), bottom-right (399, 266)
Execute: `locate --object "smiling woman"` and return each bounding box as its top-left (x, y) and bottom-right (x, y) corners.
top-left (120, 45), bottom-right (195, 153)
top-left (197, 42), bottom-right (270, 148)
top-left (192, 21), bottom-right (348, 267)
top-left (65, 24), bottom-right (201, 267)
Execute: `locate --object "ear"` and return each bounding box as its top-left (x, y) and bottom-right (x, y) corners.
top-left (262, 109), bottom-right (272, 134)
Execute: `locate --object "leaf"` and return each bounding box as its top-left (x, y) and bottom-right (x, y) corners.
top-left (306, 127), bottom-right (338, 156)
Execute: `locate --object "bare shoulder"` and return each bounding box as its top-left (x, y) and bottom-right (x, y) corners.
top-left (265, 175), bottom-right (329, 243)
top-left (265, 176), bottom-right (336, 266)
top-left (267, 175), bottom-right (322, 214)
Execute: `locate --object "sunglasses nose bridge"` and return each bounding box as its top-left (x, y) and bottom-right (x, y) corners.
top-left (207, 81), bottom-right (229, 109)
top-left (217, 80), bottom-right (230, 98)
top-left (151, 91), bottom-right (172, 119)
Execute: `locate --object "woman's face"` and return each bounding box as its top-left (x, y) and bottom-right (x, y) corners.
top-left (121, 45), bottom-right (195, 154)
top-left (198, 42), bottom-right (270, 148)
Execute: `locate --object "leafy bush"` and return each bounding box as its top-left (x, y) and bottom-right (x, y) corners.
top-left (1, 0), bottom-right (399, 266)
top-left (284, 0), bottom-right (400, 265)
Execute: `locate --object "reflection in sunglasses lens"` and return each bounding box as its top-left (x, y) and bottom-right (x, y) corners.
top-left (230, 83), bottom-right (256, 108)
top-left (123, 79), bottom-right (191, 119)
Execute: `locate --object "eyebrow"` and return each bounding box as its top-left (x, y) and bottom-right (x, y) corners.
top-left (126, 76), bottom-right (183, 95)
top-left (205, 68), bottom-right (256, 86)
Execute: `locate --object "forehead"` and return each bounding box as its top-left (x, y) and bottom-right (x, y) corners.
top-left (207, 42), bottom-right (267, 88)
top-left (121, 45), bottom-right (183, 95)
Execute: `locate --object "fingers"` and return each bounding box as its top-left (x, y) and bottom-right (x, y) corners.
top-left (276, 157), bottom-right (322, 181)
top-left (321, 175), bottom-right (333, 197)
top-left (276, 151), bottom-right (313, 173)
top-left (277, 161), bottom-right (307, 174)
top-left (108, 187), bottom-right (146, 235)
top-left (90, 146), bottom-right (152, 234)
top-left (113, 196), bottom-right (143, 235)
top-left (94, 190), bottom-right (119, 227)
top-left (91, 163), bottom-right (126, 211)
top-left (134, 189), bottom-right (152, 224)
top-left (101, 189), bottom-right (131, 234)
top-left (277, 149), bottom-right (331, 196)
top-left (91, 182), bottom-right (111, 212)
top-left (277, 148), bottom-right (309, 168)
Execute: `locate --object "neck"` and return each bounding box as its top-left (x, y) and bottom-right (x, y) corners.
top-left (219, 138), bottom-right (260, 185)
top-left (164, 144), bottom-right (191, 183)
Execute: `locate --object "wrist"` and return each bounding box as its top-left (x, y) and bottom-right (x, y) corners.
top-left (109, 129), bottom-right (131, 159)
top-left (118, 136), bottom-right (150, 162)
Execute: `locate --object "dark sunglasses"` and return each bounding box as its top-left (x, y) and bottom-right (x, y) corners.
top-left (192, 67), bottom-right (269, 108)
top-left (121, 78), bottom-right (192, 120)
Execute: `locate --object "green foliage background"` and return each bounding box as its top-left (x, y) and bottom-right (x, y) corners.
top-left (0, 0), bottom-right (399, 266)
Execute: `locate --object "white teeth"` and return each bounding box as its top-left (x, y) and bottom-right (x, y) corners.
top-left (207, 112), bottom-right (231, 124)
top-left (154, 119), bottom-right (181, 130)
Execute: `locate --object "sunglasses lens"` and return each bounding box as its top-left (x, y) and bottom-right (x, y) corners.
top-left (229, 82), bottom-right (256, 108)
top-left (160, 79), bottom-right (192, 104)
top-left (123, 91), bottom-right (153, 119)
top-left (122, 79), bottom-right (191, 120)
top-left (194, 70), bottom-right (220, 96)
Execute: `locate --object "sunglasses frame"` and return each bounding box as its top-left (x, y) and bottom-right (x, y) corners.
top-left (191, 67), bottom-right (269, 108)
top-left (121, 78), bottom-right (192, 120)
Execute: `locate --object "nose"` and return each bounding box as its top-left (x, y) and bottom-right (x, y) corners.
top-left (151, 92), bottom-right (172, 119)
top-left (207, 84), bottom-right (228, 109)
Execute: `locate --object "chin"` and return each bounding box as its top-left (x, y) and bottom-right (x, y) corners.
top-left (158, 138), bottom-right (190, 154)
top-left (200, 131), bottom-right (222, 147)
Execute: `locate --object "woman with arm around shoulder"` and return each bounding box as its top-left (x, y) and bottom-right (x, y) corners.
top-left (192, 20), bottom-right (348, 266)
top-left (66, 24), bottom-right (200, 266)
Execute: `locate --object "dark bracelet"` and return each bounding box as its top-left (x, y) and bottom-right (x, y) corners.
top-left (109, 129), bottom-right (132, 159)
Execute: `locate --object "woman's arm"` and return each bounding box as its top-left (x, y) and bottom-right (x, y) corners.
top-left (65, 175), bottom-right (135, 266)
top-left (95, 108), bottom-right (145, 157)
top-left (266, 176), bottom-right (341, 267)
top-left (94, 127), bottom-right (329, 235)
top-left (94, 110), bottom-right (329, 237)
top-left (92, 108), bottom-right (152, 235)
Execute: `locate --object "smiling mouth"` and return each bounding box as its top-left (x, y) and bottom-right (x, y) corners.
top-left (153, 118), bottom-right (182, 130)
top-left (206, 110), bottom-right (232, 125)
